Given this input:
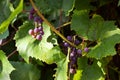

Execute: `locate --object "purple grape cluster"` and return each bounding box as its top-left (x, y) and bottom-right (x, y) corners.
top-left (28, 8), bottom-right (43, 23)
top-left (63, 36), bottom-right (89, 74)
top-left (28, 26), bottom-right (44, 40)
top-left (28, 8), bottom-right (44, 40)
top-left (29, 8), bottom-right (35, 20)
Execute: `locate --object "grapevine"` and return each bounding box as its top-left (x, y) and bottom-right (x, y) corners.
top-left (0, 0), bottom-right (120, 80)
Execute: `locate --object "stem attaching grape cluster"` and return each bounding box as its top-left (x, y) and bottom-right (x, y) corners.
top-left (28, 8), bottom-right (44, 40)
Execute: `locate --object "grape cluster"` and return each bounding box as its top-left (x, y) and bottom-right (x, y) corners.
top-left (28, 26), bottom-right (44, 40)
top-left (63, 36), bottom-right (89, 74)
top-left (29, 8), bottom-right (35, 20)
top-left (28, 8), bottom-right (44, 40)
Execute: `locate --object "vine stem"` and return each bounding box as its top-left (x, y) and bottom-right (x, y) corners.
top-left (57, 22), bottom-right (71, 30)
top-left (7, 49), bottom-right (17, 59)
top-left (29, 0), bottom-right (77, 48)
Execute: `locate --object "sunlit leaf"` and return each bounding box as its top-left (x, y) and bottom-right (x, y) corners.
top-left (54, 53), bottom-right (69, 80)
top-left (0, 50), bottom-right (14, 80)
top-left (0, 0), bottom-right (23, 34)
top-left (14, 21), bottom-right (65, 63)
top-left (73, 57), bottom-right (104, 80)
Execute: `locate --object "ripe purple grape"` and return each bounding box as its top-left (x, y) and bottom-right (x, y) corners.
top-left (34, 16), bottom-right (43, 23)
top-left (67, 36), bottom-right (72, 41)
top-left (34, 17), bottom-right (40, 22)
top-left (77, 49), bottom-right (82, 57)
top-left (63, 42), bottom-right (70, 47)
top-left (36, 34), bottom-right (42, 40)
top-left (69, 68), bottom-right (76, 74)
top-left (34, 27), bottom-right (39, 33)
top-left (30, 8), bottom-right (35, 14)
top-left (29, 8), bottom-right (35, 20)
top-left (29, 14), bottom-right (34, 20)
top-left (39, 30), bottom-right (44, 35)
top-left (84, 47), bottom-right (89, 52)
top-left (38, 26), bottom-right (43, 31)
top-left (28, 29), bottom-right (34, 35)
top-left (38, 18), bottom-right (43, 23)
top-left (70, 59), bottom-right (77, 65)
top-left (75, 39), bottom-right (80, 45)
top-left (70, 51), bottom-right (75, 57)
top-left (70, 56), bottom-right (77, 61)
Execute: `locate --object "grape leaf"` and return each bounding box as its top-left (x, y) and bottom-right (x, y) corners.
top-left (87, 30), bottom-right (120, 59)
top-left (71, 10), bottom-right (120, 59)
top-left (0, 0), bottom-right (11, 24)
top-left (0, 50), bottom-right (14, 80)
top-left (54, 53), bottom-right (69, 80)
top-left (71, 10), bottom-right (116, 40)
top-left (35, 0), bottom-right (63, 14)
top-left (0, 0), bottom-right (11, 38)
top-left (87, 16), bottom-right (116, 41)
top-left (75, 0), bottom-right (94, 10)
top-left (0, 0), bottom-right (23, 34)
top-left (73, 57), bottom-right (104, 80)
top-left (71, 10), bottom-right (89, 39)
top-left (10, 62), bottom-right (40, 80)
top-left (14, 21), bottom-right (65, 64)
top-left (62, 0), bottom-right (75, 16)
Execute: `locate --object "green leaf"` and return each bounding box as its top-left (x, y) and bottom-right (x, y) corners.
top-left (0, 0), bottom-right (23, 34)
top-left (0, 30), bottom-right (9, 39)
top-left (71, 10), bottom-right (89, 39)
top-left (0, 0), bottom-right (11, 24)
top-left (75, 0), bottom-right (94, 10)
top-left (0, 50), bottom-right (14, 80)
top-left (87, 15), bottom-right (116, 41)
top-left (10, 62), bottom-right (40, 80)
top-left (118, 0), bottom-right (120, 6)
top-left (35, 0), bottom-right (63, 14)
top-left (73, 57), bottom-right (105, 80)
top-left (62, 0), bottom-right (75, 16)
top-left (54, 53), bottom-right (69, 80)
top-left (14, 21), bottom-right (65, 64)
top-left (87, 30), bottom-right (120, 59)
top-left (71, 10), bottom-right (120, 59)
top-left (71, 10), bottom-right (116, 40)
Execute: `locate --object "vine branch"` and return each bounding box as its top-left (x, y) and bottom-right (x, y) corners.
top-left (7, 49), bottom-right (17, 59)
top-left (29, 0), bottom-right (77, 48)
top-left (57, 22), bottom-right (71, 30)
